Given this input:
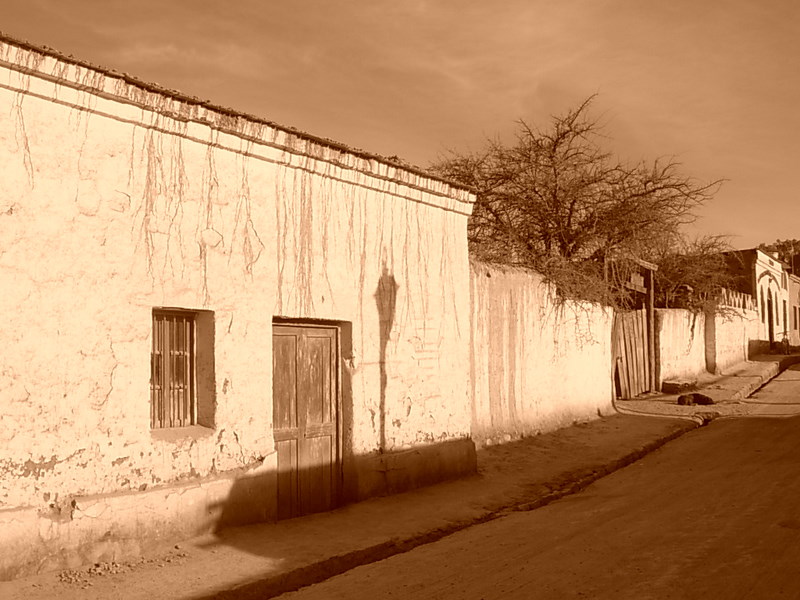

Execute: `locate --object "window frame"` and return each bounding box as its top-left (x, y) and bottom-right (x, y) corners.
top-left (150, 308), bottom-right (197, 429)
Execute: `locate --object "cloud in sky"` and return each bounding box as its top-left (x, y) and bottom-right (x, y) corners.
top-left (2, 0), bottom-right (799, 247)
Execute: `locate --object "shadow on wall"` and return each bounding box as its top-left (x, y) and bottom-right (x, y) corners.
top-left (374, 257), bottom-right (398, 453)
top-left (191, 436), bottom-right (477, 600)
top-left (201, 259), bottom-right (474, 574)
top-left (749, 339), bottom-right (772, 358)
top-left (206, 438), bottom-right (478, 533)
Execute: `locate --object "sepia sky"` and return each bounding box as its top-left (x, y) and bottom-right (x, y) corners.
top-left (3, 0), bottom-right (799, 249)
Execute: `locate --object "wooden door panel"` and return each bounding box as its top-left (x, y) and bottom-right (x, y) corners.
top-left (300, 435), bottom-right (334, 515)
top-left (273, 333), bottom-right (298, 430)
top-left (303, 333), bottom-right (333, 426)
top-left (276, 438), bottom-right (298, 520)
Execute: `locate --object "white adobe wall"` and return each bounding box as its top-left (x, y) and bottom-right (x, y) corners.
top-left (711, 308), bottom-right (760, 372)
top-left (656, 306), bottom-right (759, 384)
top-left (0, 52), bottom-right (274, 511)
top-left (0, 41), bottom-right (474, 576)
top-left (469, 262), bottom-right (615, 446)
top-left (655, 309), bottom-right (707, 383)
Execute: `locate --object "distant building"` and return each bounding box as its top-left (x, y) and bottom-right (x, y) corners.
top-left (724, 248), bottom-right (791, 351)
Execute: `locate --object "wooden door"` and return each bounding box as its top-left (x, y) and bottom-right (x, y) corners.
top-left (612, 309), bottom-right (653, 399)
top-left (272, 324), bottom-right (340, 519)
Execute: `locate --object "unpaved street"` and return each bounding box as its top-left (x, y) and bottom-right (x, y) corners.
top-left (279, 367), bottom-right (800, 600)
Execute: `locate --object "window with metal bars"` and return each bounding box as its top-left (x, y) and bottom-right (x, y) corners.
top-left (151, 310), bottom-right (196, 428)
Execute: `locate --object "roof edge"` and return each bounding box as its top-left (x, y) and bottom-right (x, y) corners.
top-left (0, 30), bottom-right (476, 196)
top-left (726, 248), bottom-right (790, 268)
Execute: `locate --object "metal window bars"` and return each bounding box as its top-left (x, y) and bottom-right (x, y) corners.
top-left (150, 310), bottom-right (196, 428)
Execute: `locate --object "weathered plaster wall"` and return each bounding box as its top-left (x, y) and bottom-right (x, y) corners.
top-left (0, 464), bottom-right (274, 580)
top-left (656, 309), bottom-right (707, 384)
top-left (709, 308), bottom-right (760, 373)
top-left (657, 306), bottom-right (760, 385)
top-left (0, 40), bottom-right (474, 577)
top-left (469, 262), bottom-right (615, 446)
top-left (0, 49), bottom-right (275, 513)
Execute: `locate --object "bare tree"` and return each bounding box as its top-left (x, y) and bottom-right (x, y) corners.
top-left (650, 234), bottom-right (736, 311)
top-left (431, 97), bottom-right (721, 306)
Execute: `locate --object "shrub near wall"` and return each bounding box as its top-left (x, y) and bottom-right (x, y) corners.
top-left (469, 261), bottom-right (615, 446)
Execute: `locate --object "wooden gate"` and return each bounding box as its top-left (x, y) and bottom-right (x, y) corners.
top-left (272, 323), bottom-right (340, 519)
top-left (612, 309), bottom-right (655, 399)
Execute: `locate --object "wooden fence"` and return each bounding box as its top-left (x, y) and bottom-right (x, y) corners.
top-left (613, 309), bottom-right (654, 399)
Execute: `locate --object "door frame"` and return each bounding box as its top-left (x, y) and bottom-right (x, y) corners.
top-left (272, 318), bottom-right (345, 516)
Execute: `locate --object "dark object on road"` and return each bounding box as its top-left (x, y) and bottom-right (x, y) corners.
top-left (677, 393), bottom-right (715, 406)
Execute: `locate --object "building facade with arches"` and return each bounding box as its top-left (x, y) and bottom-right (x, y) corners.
top-left (725, 248), bottom-right (791, 352)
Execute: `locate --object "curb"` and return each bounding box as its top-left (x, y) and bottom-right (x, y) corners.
top-left (711, 356), bottom-right (800, 407)
top-left (612, 403), bottom-right (711, 425)
top-left (211, 420), bottom-right (700, 599)
top-left (727, 365), bottom-right (780, 402)
top-left (614, 356), bottom-right (800, 423)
